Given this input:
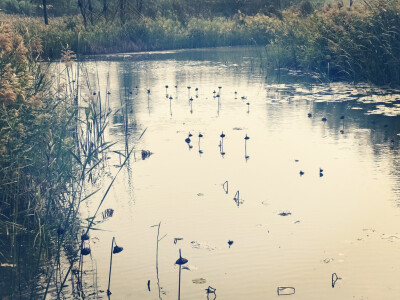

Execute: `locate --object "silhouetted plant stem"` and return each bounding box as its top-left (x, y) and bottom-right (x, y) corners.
top-left (152, 222), bottom-right (167, 300)
top-left (107, 237), bottom-right (115, 295)
top-left (178, 263), bottom-right (182, 300)
top-left (175, 249), bottom-right (188, 300)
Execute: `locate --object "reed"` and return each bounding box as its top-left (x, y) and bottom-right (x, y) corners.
top-left (270, 0), bottom-right (400, 85)
top-left (0, 12), bottom-right (274, 58)
top-left (0, 22), bottom-right (127, 298)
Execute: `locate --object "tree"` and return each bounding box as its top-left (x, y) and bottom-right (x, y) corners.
top-left (42, 0), bottom-right (48, 24)
top-left (88, 0), bottom-right (94, 24)
top-left (119, 0), bottom-right (126, 24)
top-left (103, 0), bottom-right (108, 20)
top-left (78, 0), bottom-right (88, 27)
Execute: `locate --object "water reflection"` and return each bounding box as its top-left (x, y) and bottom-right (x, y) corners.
top-left (198, 133), bottom-right (204, 155)
top-left (244, 134), bottom-right (250, 161)
top-left (169, 96), bottom-right (173, 118)
top-left (68, 47), bottom-right (400, 299)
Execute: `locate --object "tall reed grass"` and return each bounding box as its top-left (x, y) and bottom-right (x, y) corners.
top-left (272, 0), bottom-right (400, 85)
top-left (4, 1), bottom-right (398, 85)
top-left (0, 22), bottom-right (124, 298)
top-left (1, 12), bottom-right (274, 58)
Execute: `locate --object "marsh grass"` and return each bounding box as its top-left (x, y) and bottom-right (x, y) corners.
top-left (0, 23), bottom-right (133, 298)
top-left (2, 1), bottom-right (398, 86)
top-left (271, 0), bottom-right (400, 85)
top-left (1, 12), bottom-right (274, 58)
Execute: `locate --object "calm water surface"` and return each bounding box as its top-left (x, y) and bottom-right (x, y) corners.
top-left (69, 47), bottom-right (400, 299)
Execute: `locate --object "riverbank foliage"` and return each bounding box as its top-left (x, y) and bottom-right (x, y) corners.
top-left (0, 22), bottom-right (75, 296)
top-left (2, 1), bottom-right (400, 85)
top-left (0, 0), bottom-right (399, 297)
top-left (0, 13), bottom-right (276, 57)
top-left (0, 21), bottom-right (113, 297)
top-left (273, 0), bottom-right (400, 85)
top-left (0, 0), bottom-right (320, 57)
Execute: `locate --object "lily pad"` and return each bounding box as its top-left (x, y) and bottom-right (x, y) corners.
top-left (190, 241), bottom-right (215, 251)
top-left (278, 211), bottom-right (291, 216)
top-left (192, 278), bottom-right (207, 284)
top-left (277, 287), bottom-right (295, 296)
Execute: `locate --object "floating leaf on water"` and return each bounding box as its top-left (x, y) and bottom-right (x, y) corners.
top-left (192, 278), bottom-right (207, 284)
top-left (278, 211), bottom-right (291, 216)
top-left (365, 104), bottom-right (400, 116)
top-left (332, 273), bottom-right (342, 288)
top-left (175, 249), bottom-right (188, 265)
top-left (381, 235), bottom-right (400, 241)
top-left (81, 247), bottom-right (91, 256)
top-left (141, 150), bottom-right (153, 160)
top-left (358, 94), bottom-right (400, 104)
top-left (277, 287), bottom-right (295, 296)
top-left (205, 286), bottom-right (216, 294)
top-left (174, 238), bottom-right (183, 244)
top-left (102, 208), bottom-right (114, 220)
top-left (190, 241), bottom-right (216, 251)
top-left (181, 263), bottom-right (197, 271)
top-left (175, 257), bottom-right (188, 265)
top-left (113, 245), bottom-right (123, 254)
top-left (222, 181), bottom-right (229, 194)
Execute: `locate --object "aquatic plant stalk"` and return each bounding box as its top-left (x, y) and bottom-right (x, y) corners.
top-left (107, 237), bottom-right (115, 295)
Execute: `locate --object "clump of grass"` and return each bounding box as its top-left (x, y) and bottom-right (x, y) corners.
top-left (0, 21), bottom-right (120, 298)
top-left (0, 22), bottom-right (75, 297)
top-left (3, 1), bottom-right (399, 85)
top-left (272, 0), bottom-right (400, 85)
top-left (0, 12), bottom-right (275, 58)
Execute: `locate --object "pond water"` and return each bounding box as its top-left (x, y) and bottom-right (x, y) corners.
top-left (68, 47), bottom-right (400, 299)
